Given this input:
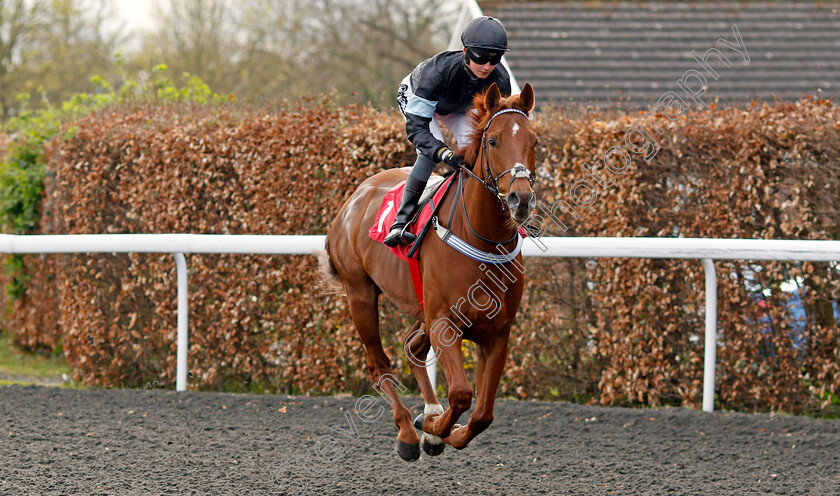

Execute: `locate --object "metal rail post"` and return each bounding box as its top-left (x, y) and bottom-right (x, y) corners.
top-left (702, 258), bottom-right (717, 412)
top-left (427, 348), bottom-right (437, 392)
top-left (175, 253), bottom-right (188, 392)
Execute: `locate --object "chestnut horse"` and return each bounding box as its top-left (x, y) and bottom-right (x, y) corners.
top-left (320, 83), bottom-right (537, 460)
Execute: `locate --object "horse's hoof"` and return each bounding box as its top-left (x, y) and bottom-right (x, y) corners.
top-left (395, 440), bottom-right (420, 461)
top-left (413, 413), bottom-right (425, 430)
top-left (420, 433), bottom-right (446, 456)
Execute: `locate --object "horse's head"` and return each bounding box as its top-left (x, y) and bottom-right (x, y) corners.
top-left (463, 82), bottom-right (537, 225)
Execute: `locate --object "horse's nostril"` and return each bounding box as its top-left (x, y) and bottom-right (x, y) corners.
top-left (528, 192), bottom-right (537, 210)
top-left (506, 193), bottom-right (520, 210)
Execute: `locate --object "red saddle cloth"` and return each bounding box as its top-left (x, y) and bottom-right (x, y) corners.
top-left (369, 175), bottom-right (454, 261)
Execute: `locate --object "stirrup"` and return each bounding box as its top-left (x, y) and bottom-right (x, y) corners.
top-left (384, 223), bottom-right (416, 247)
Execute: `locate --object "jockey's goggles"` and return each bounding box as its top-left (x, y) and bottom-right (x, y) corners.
top-left (466, 48), bottom-right (503, 65)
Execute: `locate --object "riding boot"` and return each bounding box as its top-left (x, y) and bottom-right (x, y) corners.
top-left (383, 176), bottom-right (427, 247)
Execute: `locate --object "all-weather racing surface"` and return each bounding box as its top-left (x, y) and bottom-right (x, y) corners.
top-left (1, 385), bottom-right (838, 495)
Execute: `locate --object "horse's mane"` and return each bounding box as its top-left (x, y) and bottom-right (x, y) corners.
top-left (458, 89), bottom-right (528, 169)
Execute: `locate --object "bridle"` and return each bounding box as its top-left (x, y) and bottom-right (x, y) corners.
top-left (456, 108), bottom-right (536, 205)
top-left (443, 107), bottom-right (537, 247)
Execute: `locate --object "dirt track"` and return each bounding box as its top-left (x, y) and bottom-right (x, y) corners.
top-left (1, 384), bottom-right (839, 495)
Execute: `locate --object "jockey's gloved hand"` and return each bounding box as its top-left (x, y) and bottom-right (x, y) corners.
top-left (437, 147), bottom-right (464, 169)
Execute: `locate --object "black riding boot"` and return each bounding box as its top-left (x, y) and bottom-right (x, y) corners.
top-left (383, 176), bottom-right (427, 247)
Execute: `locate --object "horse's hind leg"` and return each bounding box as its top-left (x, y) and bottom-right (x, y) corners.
top-left (346, 279), bottom-right (420, 461)
top-left (403, 322), bottom-right (445, 456)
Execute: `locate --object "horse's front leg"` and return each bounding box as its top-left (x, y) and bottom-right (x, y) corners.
top-left (442, 328), bottom-right (511, 450)
top-left (415, 318), bottom-right (473, 443)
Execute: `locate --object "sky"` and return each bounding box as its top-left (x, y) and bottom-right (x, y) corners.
top-left (112, 0), bottom-right (157, 33)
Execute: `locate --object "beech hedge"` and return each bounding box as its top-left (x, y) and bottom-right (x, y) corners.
top-left (2, 96), bottom-right (839, 413)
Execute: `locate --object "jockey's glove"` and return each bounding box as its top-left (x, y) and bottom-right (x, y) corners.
top-left (436, 147), bottom-right (465, 169)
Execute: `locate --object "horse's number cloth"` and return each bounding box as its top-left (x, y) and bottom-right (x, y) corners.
top-left (368, 175), bottom-right (455, 261)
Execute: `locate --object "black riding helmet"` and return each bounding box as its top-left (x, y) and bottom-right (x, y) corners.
top-left (460, 16), bottom-right (508, 52)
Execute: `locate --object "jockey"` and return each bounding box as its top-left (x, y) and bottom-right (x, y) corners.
top-left (384, 16), bottom-right (512, 247)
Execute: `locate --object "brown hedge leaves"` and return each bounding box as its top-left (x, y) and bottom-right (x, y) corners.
top-left (529, 98), bottom-right (840, 412)
top-left (7, 102), bottom-right (414, 393)
top-left (4, 97), bottom-right (840, 413)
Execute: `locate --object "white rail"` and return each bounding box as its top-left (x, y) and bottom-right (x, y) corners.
top-left (0, 233), bottom-right (325, 255)
top-left (2, 234), bottom-right (838, 412)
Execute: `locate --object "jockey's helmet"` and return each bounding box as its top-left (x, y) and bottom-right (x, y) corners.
top-left (460, 16), bottom-right (508, 52)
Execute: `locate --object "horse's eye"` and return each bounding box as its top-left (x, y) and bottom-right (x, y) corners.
top-left (488, 138), bottom-right (497, 148)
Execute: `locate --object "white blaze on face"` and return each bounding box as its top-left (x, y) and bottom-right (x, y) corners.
top-left (511, 122), bottom-right (520, 137)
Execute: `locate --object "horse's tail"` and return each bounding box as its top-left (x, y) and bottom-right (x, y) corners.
top-left (316, 235), bottom-right (344, 296)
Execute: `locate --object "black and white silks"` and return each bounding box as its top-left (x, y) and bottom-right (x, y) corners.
top-left (396, 51), bottom-right (511, 164)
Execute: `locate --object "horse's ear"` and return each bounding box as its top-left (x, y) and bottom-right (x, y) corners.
top-left (517, 83), bottom-right (535, 114)
top-left (484, 83), bottom-right (502, 111)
